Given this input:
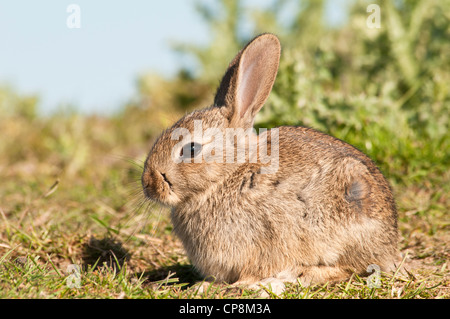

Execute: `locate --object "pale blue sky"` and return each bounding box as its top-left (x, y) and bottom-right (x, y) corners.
top-left (0, 1), bottom-right (348, 115)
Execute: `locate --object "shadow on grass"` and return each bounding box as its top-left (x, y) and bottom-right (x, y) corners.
top-left (81, 236), bottom-right (131, 271)
top-left (140, 263), bottom-right (203, 288)
top-left (80, 235), bottom-right (203, 289)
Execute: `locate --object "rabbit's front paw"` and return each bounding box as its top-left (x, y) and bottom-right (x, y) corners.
top-left (298, 266), bottom-right (352, 286)
top-left (250, 277), bottom-right (286, 297)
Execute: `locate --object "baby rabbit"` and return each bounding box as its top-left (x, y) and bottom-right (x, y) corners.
top-left (142, 33), bottom-right (399, 289)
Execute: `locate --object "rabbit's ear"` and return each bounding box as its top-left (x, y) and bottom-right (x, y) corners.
top-left (214, 33), bottom-right (281, 128)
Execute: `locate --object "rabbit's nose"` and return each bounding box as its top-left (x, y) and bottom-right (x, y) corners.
top-left (142, 179), bottom-right (150, 192)
top-left (141, 166), bottom-right (172, 201)
top-left (141, 168), bottom-right (154, 199)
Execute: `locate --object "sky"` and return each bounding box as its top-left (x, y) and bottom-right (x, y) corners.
top-left (0, 0), bottom-right (347, 115)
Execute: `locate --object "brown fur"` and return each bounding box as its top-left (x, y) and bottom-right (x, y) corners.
top-left (142, 34), bottom-right (399, 287)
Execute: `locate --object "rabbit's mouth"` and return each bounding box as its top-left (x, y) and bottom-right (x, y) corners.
top-left (160, 172), bottom-right (173, 189)
top-left (142, 168), bottom-right (180, 206)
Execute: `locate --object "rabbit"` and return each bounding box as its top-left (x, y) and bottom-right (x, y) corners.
top-left (141, 33), bottom-right (400, 291)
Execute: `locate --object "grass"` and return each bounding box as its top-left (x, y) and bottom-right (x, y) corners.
top-left (0, 111), bottom-right (448, 299)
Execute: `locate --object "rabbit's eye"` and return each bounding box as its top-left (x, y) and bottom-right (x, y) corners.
top-left (180, 142), bottom-right (202, 159)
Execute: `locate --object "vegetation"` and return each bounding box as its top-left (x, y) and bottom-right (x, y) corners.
top-left (0, 0), bottom-right (448, 299)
